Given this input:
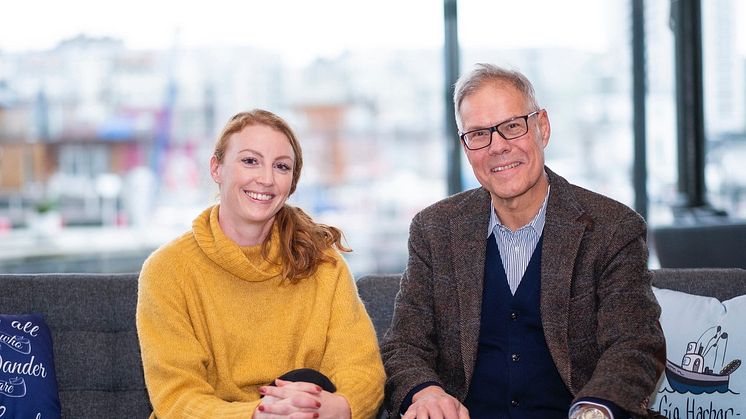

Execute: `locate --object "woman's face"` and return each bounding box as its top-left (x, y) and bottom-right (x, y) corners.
top-left (210, 124), bottom-right (295, 237)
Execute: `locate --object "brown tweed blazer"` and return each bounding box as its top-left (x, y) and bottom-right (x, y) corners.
top-left (381, 168), bottom-right (665, 418)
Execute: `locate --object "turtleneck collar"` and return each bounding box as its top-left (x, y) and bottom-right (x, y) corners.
top-left (192, 205), bottom-right (283, 282)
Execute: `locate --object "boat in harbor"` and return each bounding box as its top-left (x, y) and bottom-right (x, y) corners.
top-left (665, 326), bottom-right (741, 394)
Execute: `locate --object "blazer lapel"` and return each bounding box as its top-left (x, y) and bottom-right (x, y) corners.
top-left (540, 169), bottom-right (588, 392)
top-left (449, 188), bottom-right (491, 390)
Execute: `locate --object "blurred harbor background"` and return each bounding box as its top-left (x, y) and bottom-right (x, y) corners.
top-left (0, 0), bottom-right (745, 275)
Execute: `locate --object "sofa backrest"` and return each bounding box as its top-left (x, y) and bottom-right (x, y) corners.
top-left (0, 273), bottom-right (151, 418)
top-left (357, 274), bottom-right (401, 340)
top-left (651, 267), bottom-right (746, 301)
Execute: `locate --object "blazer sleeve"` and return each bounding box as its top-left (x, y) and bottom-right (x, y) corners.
top-left (380, 212), bottom-right (446, 413)
top-left (574, 211), bottom-right (665, 417)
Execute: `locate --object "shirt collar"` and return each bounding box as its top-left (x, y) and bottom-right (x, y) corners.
top-left (487, 183), bottom-right (551, 237)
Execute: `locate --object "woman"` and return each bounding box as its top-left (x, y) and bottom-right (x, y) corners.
top-left (136, 109), bottom-right (385, 418)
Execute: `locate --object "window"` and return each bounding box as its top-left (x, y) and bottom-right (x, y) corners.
top-left (0, 0), bottom-right (446, 275)
top-left (2, 1), bottom-right (740, 274)
top-left (645, 0), bottom-right (678, 225)
top-left (459, 1), bottom-right (635, 206)
top-left (702, 0), bottom-right (746, 218)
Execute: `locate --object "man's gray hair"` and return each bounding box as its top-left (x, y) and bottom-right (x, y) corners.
top-left (453, 63), bottom-right (540, 127)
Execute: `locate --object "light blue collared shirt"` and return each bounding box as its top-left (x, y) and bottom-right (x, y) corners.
top-left (487, 185), bottom-right (550, 295)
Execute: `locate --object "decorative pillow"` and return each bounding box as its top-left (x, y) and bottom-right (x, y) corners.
top-left (0, 313), bottom-right (61, 418)
top-left (650, 287), bottom-right (745, 419)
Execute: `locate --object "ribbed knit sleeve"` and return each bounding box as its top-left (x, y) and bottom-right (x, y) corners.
top-left (318, 254), bottom-right (385, 419)
top-left (137, 241), bottom-right (258, 418)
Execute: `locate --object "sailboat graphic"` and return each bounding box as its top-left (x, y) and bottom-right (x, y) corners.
top-left (665, 325), bottom-right (741, 394)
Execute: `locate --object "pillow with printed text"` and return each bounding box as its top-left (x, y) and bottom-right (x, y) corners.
top-left (0, 313), bottom-right (61, 418)
top-left (650, 287), bottom-right (745, 419)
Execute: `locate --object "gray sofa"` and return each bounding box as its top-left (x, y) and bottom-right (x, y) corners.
top-left (0, 273), bottom-right (150, 418)
top-left (0, 268), bottom-right (744, 418)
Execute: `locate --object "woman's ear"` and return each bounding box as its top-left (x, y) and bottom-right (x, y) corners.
top-left (209, 155), bottom-right (221, 184)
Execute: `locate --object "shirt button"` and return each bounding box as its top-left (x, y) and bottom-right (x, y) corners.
top-left (511, 353), bottom-right (520, 362)
top-left (514, 246), bottom-right (520, 252)
top-left (510, 312), bottom-right (518, 320)
top-left (511, 400), bottom-right (519, 407)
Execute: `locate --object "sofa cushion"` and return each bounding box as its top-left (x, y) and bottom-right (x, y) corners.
top-left (0, 312), bottom-right (61, 417)
top-left (650, 287), bottom-right (746, 418)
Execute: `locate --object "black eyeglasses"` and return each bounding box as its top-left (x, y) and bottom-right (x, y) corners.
top-left (459, 110), bottom-right (542, 150)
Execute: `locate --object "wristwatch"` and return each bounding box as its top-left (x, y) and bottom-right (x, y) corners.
top-left (570, 406), bottom-right (609, 419)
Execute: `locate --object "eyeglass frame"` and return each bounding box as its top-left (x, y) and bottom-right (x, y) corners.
top-left (458, 109), bottom-right (543, 150)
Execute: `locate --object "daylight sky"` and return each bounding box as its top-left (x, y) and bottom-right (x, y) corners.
top-left (1, 0), bottom-right (743, 65)
top-left (2, 1), bottom-right (608, 61)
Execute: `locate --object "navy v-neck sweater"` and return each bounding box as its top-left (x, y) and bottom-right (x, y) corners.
top-left (464, 234), bottom-right (573, 418)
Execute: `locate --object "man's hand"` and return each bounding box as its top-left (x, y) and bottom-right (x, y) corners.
top-left (402, 385), bottom-right (469, 419)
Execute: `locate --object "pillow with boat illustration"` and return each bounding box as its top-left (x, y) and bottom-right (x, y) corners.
top-left (649, 287), bottom-right (745, 418)
top-left (0, 313), bottom-right (61, 417)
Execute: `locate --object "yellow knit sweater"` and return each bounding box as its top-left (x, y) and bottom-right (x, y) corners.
top-left (136, 205), bottom-right (385, 418)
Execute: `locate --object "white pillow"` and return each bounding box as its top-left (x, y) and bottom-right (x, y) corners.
top-left (650, 287), bottom-right (745, 419)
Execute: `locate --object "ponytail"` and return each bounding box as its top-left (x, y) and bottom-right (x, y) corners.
top-left (262, 205), bottom-right (351, 283)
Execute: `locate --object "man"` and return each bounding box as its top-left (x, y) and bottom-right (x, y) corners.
top-left (380, 64), bottom-right (665, 419)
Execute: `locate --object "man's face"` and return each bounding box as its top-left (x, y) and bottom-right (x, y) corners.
top-left (459, 82), bottom-right (550, 208)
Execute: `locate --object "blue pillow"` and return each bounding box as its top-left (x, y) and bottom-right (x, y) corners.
top-left (0, 313), bottom-right (61, 418)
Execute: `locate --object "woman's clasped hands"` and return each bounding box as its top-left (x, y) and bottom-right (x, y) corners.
top-left (254, 379), bottom-right (351, 419)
